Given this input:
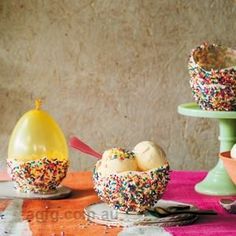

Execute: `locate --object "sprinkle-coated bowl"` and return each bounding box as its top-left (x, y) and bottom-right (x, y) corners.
top-left (93, 161), bottom-right (170, 214)
top-left (188, 43), bottom-right (236, 111)
top-left (7, 157), bottom-right (69, 193)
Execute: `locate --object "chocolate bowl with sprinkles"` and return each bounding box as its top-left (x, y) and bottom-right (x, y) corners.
top-left (7, 100), bottom-right (69, 193)
top-left (188, 42), bottom-right (236, 111)
top-left (93, 146), bottom-right (170, 214)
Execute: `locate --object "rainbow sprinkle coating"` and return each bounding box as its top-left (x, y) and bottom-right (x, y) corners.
top-left (188, 43), bottom-right (236, 111)
top-left (93, 163), bottom-right (170, 213)
top-left (7, 157), bottom-right (69, 193)
top-left (104, 148), bottom-right (136, 160)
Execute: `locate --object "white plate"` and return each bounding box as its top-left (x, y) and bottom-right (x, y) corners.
top-left (0, 181), bottom-right (71, 199)
top-left (84, 200), bottom-right (199, 227)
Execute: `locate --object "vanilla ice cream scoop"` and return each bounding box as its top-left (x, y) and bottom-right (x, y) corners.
top-left (133, 141), bottom-right (167, 171)
top-left (230, 144), bottom-right (236, 159)
top-left (97, 148), bottom-right (138, 176)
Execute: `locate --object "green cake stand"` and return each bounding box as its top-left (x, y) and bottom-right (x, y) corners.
top-left (178, 102), bottom-right (236, 196)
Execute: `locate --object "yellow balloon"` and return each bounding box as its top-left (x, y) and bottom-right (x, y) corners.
top-left (8, 100), bottom-right (68, 162)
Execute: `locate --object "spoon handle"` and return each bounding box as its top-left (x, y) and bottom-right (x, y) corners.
top-left (69, 136), bottom-right (102, 159)
top-left (149, 208), bottom-right (217, 218)
top-left (167, 209), bottom-right (217, 215)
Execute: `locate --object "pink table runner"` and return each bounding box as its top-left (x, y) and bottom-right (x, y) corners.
top-left (163, 171), bottom-right (236, 236)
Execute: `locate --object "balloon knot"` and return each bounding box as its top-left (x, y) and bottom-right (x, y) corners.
top-left (35, 99), bottom-right (42, 110)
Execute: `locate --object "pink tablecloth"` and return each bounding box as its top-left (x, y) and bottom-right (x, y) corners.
top-left (163, 171), bottom-right (236, 236)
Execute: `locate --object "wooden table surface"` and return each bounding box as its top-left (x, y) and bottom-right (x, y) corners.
top-left (0, 172), bottom-right (121, 236)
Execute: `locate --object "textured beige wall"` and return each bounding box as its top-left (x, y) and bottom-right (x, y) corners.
top-left (0, 0), bottom-right (235, 171)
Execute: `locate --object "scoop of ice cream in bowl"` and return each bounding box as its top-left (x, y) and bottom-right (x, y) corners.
top-left (220, 144), bottom-right (236, 185)
top-left (93, 141), bottom-right (170, 214)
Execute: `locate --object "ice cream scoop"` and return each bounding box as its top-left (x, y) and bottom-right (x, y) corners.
top-left (133, 141), bottom-right (167, 171)
top-left (97, 148), bottom-right (138, 176)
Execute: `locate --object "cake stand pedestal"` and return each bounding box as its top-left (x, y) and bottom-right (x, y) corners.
top-left (178, 103), bottom-right (236, 196)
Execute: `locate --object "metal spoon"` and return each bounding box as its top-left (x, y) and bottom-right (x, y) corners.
top-left (149, 206), bottom-right (217, 218)
top-left (219, 199), bottom-right (236, 214)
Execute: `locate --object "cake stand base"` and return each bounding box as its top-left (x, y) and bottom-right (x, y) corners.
top-left (178, 103), bottom-right (236, 196)
top-left (195, 160), bottom-right (236, 195)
